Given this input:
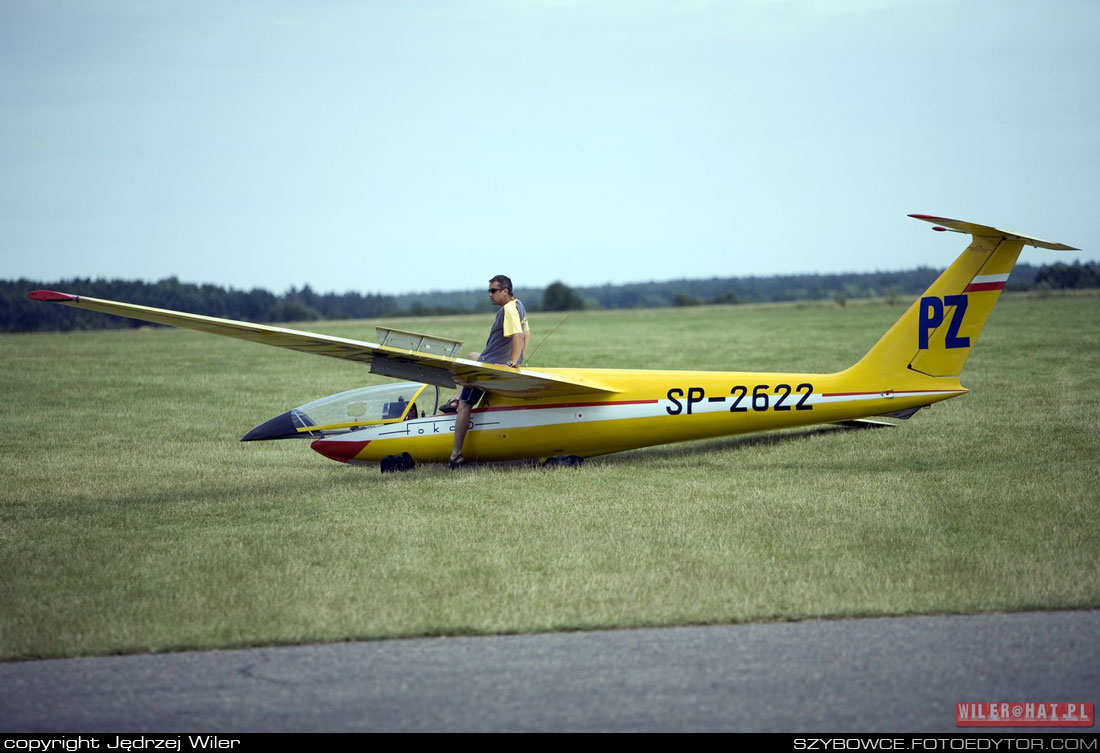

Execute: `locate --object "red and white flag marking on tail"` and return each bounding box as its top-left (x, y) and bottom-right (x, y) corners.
top-left (964, 273), bottom-right (1011, 293)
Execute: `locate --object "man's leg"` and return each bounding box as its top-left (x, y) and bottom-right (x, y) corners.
top-left (451, 399), bottom-right (472, 463)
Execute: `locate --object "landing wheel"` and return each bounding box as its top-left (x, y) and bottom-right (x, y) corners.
top-left (380, 452), bottom-right (415, 473)
top-left (541, 455), bottom-right (584, 468)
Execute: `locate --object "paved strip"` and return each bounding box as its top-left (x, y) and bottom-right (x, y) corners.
top-left (2, 610), bottom-right (1096, 732)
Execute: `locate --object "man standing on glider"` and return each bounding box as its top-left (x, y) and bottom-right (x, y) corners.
top-left (447, 274), bottom-right (530, 468)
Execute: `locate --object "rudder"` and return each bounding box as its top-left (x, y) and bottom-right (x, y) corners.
top-left (845, 214), bottom-right (1077, 384)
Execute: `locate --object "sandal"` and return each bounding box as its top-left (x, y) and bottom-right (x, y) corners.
top-left (440, 398), bottom-right (459, 414)
top-left (448, 454), bottom-right (465, 469)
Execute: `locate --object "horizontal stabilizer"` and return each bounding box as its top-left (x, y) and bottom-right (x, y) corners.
top-left (833, 418), bottom-right (897, 429)
top-left (876, 406), bottom-right (926, 420)
top-left (908, 214), bottom-right (1078, 251)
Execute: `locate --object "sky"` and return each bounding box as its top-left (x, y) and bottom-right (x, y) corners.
top-left (1, 0), bottom-right (1097, 297)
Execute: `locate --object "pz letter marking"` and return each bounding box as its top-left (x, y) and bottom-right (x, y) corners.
top-left (918, 295), bottom-right (970, 350)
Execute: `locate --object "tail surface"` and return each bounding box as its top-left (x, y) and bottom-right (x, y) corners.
top-left (845, 214), bottom-right (1078, 386)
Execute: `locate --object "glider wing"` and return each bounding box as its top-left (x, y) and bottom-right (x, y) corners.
top-left (27, 290), bottom-right (614, 398)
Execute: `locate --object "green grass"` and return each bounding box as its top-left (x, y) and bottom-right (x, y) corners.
top-left (1, 292), bottom-right (1097, 659)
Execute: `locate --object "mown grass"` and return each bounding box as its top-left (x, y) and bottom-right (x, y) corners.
top-left (1, 292), bottom-right (1097, 659)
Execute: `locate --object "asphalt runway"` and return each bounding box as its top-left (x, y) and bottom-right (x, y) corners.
top-left (1, 610), bottom-right (1096, 733)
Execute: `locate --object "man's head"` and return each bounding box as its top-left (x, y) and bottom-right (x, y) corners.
top-left (488, 275), bottom-right (513, 305)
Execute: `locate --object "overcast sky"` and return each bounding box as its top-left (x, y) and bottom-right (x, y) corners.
top-left (2, 0), bottom-right (1096, 296)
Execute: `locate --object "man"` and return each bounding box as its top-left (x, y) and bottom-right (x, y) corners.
top-left (449, 275), bottom-right (530, 468)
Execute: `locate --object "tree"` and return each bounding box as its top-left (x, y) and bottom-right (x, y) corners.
top-left (1035, 261), bottom-right (1100, 290)
top-left (710, 290), bottom-right (740, 305)
top-left (541, 281), bottom-right (585, 311)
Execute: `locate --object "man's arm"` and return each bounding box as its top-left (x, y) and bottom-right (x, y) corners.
top-left (508, 332), bottom-right (523, 367)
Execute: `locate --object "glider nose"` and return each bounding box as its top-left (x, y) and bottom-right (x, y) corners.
top-left (241, 409), bottom-right (315, 441)
top-left (310, 438), bottom-right (371, 463)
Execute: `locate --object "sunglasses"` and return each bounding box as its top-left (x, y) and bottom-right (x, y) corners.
top-left (488, 287), bottom-right (504, 294)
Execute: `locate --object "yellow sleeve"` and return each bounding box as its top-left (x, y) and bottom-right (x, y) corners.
top-left (502, 300), bottom-right (522, 338)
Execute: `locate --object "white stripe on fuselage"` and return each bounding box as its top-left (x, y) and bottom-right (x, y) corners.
top-left (327, 389), bottom-right (960, 442)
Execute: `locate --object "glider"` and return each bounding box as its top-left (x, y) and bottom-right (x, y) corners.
top-left (28, 214), bottom-right (1077, 471)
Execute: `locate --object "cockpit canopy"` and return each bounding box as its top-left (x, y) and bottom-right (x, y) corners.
top-left (241, 381), bottom-right (442, 441)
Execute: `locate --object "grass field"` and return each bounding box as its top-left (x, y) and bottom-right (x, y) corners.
top-left (1, 292), bottom-right (1097, 660)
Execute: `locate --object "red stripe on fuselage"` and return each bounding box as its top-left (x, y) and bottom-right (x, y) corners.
top-left (476, 399), bottom-right (658, 413)
top-left (821, 389), bottom-right (965, 397)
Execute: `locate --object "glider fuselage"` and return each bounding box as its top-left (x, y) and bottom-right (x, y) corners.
top-left (312, 366), bottom-right (964, 464)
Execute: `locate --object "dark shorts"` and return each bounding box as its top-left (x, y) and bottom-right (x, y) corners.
top-left (459, 385), bottom-right (485, 406)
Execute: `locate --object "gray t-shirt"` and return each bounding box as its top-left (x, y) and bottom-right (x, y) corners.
top-left (479, 298), bottom-right (528, 365)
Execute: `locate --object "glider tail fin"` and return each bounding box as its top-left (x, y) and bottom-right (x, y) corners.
top-left (845, 215), bottom-right (1078, 384)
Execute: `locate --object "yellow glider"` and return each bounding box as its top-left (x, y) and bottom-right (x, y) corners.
top-left (29, 214), bottom-right (1077, 470)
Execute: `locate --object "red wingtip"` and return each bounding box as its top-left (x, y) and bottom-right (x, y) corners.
top-left (27, 290), bottom-right (78, 302)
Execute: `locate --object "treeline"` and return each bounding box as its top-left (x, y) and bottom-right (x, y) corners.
top-left (568, 261), bottom-right (1099, 310)
top-left (3, 261), bottom-right (1098, 333)
top-left (1, 277), bottom-right (399, 333)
